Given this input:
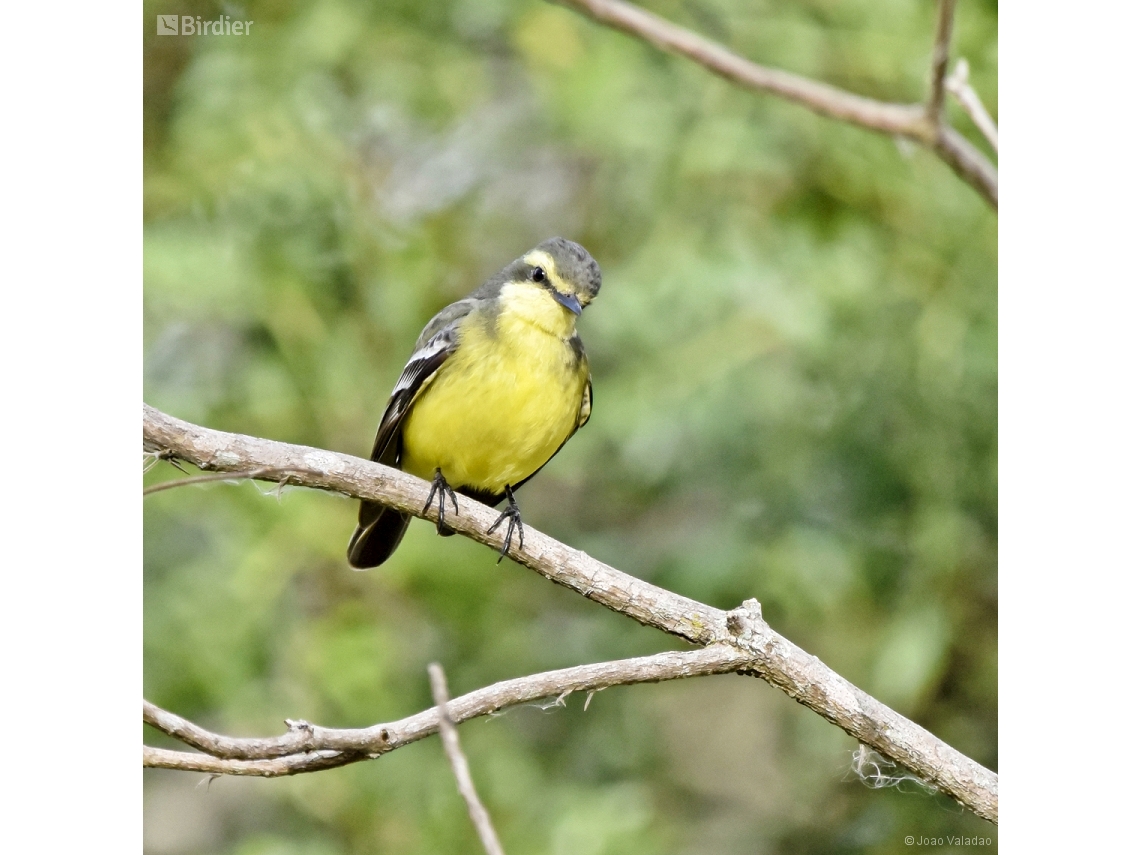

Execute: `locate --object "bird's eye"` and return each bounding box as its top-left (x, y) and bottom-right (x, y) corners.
top-left (531, 266), bottom-right (546, 283)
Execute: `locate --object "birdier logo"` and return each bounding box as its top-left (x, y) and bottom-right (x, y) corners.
top-left (157, 14), bottom-right (254, 36)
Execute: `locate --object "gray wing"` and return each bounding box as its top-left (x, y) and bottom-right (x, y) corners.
top-left (349, 294), bottom-right (488, 569)
top-left (576, 375), bottom-right (592, 429)
top-left (368, 297), bottom-right (479, 465)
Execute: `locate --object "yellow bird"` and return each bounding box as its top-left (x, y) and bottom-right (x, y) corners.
top-left (348, 237), bottom-right (601, 568)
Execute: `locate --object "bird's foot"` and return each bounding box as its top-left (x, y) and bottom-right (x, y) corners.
top-left (423, 468), bottom-right (459, 535)
top-left (487, 485), bottom-right (524, 564)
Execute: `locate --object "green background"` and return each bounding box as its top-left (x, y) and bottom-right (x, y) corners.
top-left (143, 1), bottom-right (997, 852)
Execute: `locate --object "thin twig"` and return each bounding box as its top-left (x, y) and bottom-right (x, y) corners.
top-left (552, 0), bottom-right (995, 208)
top-left (927, 0), bottom-right (957, 121)
top-left (946, 59), bottom-right (998, 153)
top-left (429, 664), bottom-right (507, 855)
top-left (144, 448), bottom-right (188, 474)
top-left (142, 404), bottom-right (998, 823)
top-left (143, 468), bottom-right (275, 496)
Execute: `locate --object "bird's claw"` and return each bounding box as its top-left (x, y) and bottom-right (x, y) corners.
top-left (487, 485), bottom-right (524, 564)
top-left (423, 468), bottom-right (459, 534)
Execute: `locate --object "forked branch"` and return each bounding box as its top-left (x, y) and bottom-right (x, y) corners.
top-left (143, 404), bottom-right (997, 823)
top-left (144, 646), bottom-right (751, 773)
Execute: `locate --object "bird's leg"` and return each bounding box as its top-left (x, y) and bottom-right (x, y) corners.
top-left (487, 484), bottom-right (524, 563)
top-left (423, 468), bottom-right (459, 535)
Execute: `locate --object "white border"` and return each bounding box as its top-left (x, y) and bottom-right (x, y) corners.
top-left (2, 1), bottom-right (139, 847)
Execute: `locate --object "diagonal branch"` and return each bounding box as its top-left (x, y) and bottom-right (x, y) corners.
top-left (552, 0), bottom-right (996, 209)
top-left (559, 0), bottom-right (924, 136)
top-left (143, 404), bottom-right (997, 823)
top-left (430, 664), bottom-right (507, 855)
top-left (144, 404), bottom-right (725, 645)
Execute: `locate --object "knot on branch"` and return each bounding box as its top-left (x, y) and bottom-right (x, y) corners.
top-left (725, 601), bottom-right (770, 647)
top-left (726, 599), bottom-right (771, 678)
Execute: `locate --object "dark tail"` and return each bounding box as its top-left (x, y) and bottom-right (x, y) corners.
top-left (347, 500), bottom-right (412, 569)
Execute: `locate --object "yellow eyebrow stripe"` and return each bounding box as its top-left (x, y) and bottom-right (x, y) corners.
top-left (522, 249), bottom-right (572, 295)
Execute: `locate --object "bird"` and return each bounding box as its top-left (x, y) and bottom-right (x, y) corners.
top-left (347, 237), bottom-right (601, 569)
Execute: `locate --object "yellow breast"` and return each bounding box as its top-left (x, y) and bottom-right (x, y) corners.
top-left (400, 288), bottom-right (588, 494)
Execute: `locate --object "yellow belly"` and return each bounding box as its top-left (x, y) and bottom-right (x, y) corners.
top-left (400, 315), bottom-right (586, 494)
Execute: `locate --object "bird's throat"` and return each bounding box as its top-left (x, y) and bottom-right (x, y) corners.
top-left (497, 280), bottom-right (578, 340)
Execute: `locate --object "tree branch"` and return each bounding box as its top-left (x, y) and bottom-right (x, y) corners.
top-left (143, 745), bottom-right (353, 776)
top-left (144, 646), bottom-right (753, 773)
top-left (926, 0), bottom-right (957, 122)
top-left (143, 404), bottom-right (725, 645)
top-left (429, 664), bottom-right (507, 855)
top-left (142, 404), bottom-right (997, 823)
top-left (946, 59), bottom-right (998, 153)
top-left (552, 0), bottom-right (996, 209)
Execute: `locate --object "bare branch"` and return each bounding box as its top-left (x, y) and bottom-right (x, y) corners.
top-left (144, 646), bottom-right (753, 773)
top-left (144, 403), bottom-right (725, 645)
top-left (552, 0), bottom-right (995, 209)
top-left (931, 124), bottom-right (997, 207)
top-left (558, 0), bottom-right (923, 135)
top-left (724, 600), bottom-right (998, 822)
top-left (927, 0), bottom-right (957, 121)
top-left (946, 59), bottom-right (998, 153)
top-left (143, 404), bottom-right (997, 822)
top-left (430, 664), bottom-right (507, 855)
top-left (143, 745), bottom-right (354, 775)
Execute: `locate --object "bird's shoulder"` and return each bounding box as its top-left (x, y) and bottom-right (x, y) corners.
top-left (411, 265), bottom-right (520, 346)
top-left (412, 291), bottom-right (483, 350)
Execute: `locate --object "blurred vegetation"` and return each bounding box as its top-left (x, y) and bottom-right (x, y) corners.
top-left (143, 0), bottom-right (997, 852)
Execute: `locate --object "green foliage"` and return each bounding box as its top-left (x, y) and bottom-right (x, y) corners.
top-left (144, 1), bottom-right (997, 852)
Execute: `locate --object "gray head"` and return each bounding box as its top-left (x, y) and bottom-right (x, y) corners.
top-left (522, 237), bottom-right (602, 309)
top-left (472, 237), bottom-right (602, 317)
